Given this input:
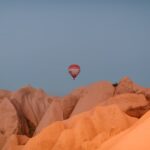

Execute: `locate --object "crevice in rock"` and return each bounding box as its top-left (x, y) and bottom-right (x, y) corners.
top-left (62, 97), bottom-right (80, 120)
top-left (126, 102), bottom-right (150, 118)
top-left (25, 118), bottom-right (36, 137)
top-left (9, 99), bottom-right (30, 136)
top-left (0, 129), bottom-right (5, 135)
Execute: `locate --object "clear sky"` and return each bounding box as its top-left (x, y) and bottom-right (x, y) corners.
top-left (0, 0), bottom-right (150, 95)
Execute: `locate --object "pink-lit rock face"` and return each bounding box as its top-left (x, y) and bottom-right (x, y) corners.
top-left (34, 100), bottom-right (63, 135)
top-left (101, 93), bottom-right (148, 112)
top-left (0, 90), bottom-right (11, 99)
top-left (60, 87), bottom-right (84, 119)
top-left (70, 81), bottom-right (115, 116)
top-left (0, 98), bottom-right (19, 149)
top-left (115, 77), bottom-right (150, 99)
top-left (115, 77), bottom-right (143, 94)
top-left (10, 86), bottom-right (52, 127)
top-left (0, 98), bottom-right (19, 136)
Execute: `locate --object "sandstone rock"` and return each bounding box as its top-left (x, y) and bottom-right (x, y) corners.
top-left (34, 100), bottom-right (63, 135)
top-left (0, 134), bottom-right (7, 150)
top-left (140, 88), bottom-right (150, 100)
top-left (61, 87), bottom-right (84, 119)
top-left (70, 81), bottom-right (115, 116)
top-left (0, 98), bottom-right (19, 137)
top-left (115, 77), bottom-right (141, 94)
top-left (5, 86), bottom-right (55, 137)
top-left (126, 102), bottom-right (150, 118)
top-left (99, 110), bottom-right (150, 150)
top-left (101, 93), bottom-right (148, 112)
top-left (22, 105), bottom-right (136, 150)
top-left (115, 77), bottom-right (150, 100)
top-left (34, 88), bottom-right (84, 134)
top-left (0, 98), bottom-right (20, 149)
top-left (2, 135), bottom-right (29, 150)
top-left (10, 86), bottom-right (52, 127)
top-left (0, 79), bottom-right (150, 150)
top-left (0, 90), bottom-right (11, 99)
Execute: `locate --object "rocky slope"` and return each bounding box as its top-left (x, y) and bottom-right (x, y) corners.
top-left (0, 77), bottom-right (150, 150)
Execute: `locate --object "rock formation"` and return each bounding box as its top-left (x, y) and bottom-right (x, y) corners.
top-left (0, 77), bottom-right (150, 150)
top-left (22, 105), bottom-right (137, 150)
top-left (71, 81), bottom-right (115, 116)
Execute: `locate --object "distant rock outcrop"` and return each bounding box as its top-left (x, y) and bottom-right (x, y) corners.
top-left (0, 90), bottom-right (11, 99)
top-left (101, 93), bottom-right (148, 112)
top-left (71, 81), bottom-right (115, 116)
top-left (115, 77), bottom-right (150, 100)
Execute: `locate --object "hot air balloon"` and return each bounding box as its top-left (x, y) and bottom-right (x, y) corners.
top-left (68, 64), bottom-right (80, 80)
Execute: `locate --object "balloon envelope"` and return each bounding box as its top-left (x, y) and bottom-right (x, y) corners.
top-left (68, 64), bottom-right (80, 80)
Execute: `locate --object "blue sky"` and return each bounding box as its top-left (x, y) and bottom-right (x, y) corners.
top-left (0, 0), bottom-right (150, 95)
